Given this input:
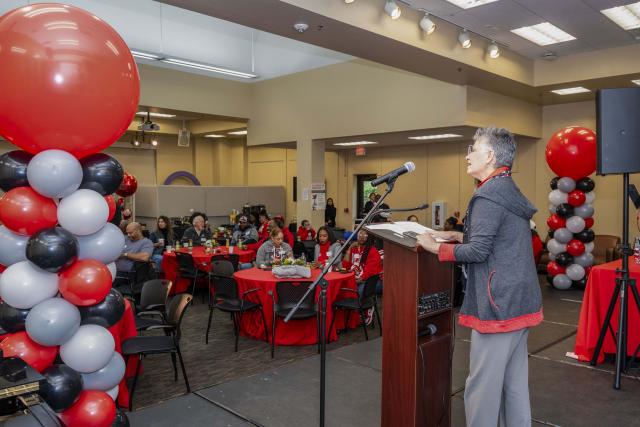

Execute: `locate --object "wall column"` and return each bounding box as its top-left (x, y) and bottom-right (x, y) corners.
top-left (296, 138), bottom-right (325, 228)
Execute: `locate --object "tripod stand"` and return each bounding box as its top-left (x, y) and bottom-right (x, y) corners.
top-left (590, 173), bottom-right (640, 389)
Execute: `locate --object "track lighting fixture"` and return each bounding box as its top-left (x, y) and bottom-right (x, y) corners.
top-left (419, 13), bottom-right (436, 34)
top-left (458, 29), bottom-right (471, 48)
top-left (487, 42), bottom-right (500, 58)
top-left (384, 0), bottom-right (401, 19)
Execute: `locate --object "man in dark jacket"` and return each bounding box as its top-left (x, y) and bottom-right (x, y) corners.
top-left (417, 127), bottom-right (542, 427)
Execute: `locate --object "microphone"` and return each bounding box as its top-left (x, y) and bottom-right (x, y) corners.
top-left (377, 203), bottom-right (429, 213)
top-left (371, 162), bottom-right (415, 187)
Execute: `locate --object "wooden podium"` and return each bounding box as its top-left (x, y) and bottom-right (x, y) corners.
top-left (367, 227), bottom-right (455, 427)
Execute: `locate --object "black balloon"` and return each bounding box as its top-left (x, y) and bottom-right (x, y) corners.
top-left (26, 227), bottom-right (78, 273)
top-left (546, 275), bottom-right (555, 286)
top-left (576, 177), bottom-right (595, 193)
top-left (0, 301), bottom-right (29, 333)
top-left (575, 228), bottom-right (595, 243)
top-left (78, 289), bottom-right (125, 328)
top-left (555, 203), bottom-right (574, 218)
top-left (39, 364), bottom-right (83, 412)
top-left (550, 176), bottom-right (559, 190)
top-left (572, 278), bottom-right (588, 289)
top-left (547, 229), bottom-right (555, 239)
top-left (555, 252), bottom-right (574, 267)
top-left (79, 153), bottom-right (124, 196)
top-left (0, 150), bottom-right (33, 192)
top-left (112, 409), bottom-right (130, 427)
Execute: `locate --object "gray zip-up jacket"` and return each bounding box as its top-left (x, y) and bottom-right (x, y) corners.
top-left (255, 241), bottom-right (293, 266)
top-left (439, 174), bottom-right (543, 333)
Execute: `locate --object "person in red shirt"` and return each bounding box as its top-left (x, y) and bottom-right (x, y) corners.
top-left (273, 216), bottom-right (294, 247)
top-left (297, 220), bottom-right (316, 241)
top-left (314, 226), bottom-right (341, 267)
top-left (343, 229), bottom-right (382, 325)
top-left (257, 211), bottom-right (270, 242)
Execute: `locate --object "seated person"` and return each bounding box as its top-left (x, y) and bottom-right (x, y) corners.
top-left (273, 216), bottom-right (294, 247)
top-left (116, 222), bottom-right (154, 276)
top-left (181, 215), bottom-right (212, 246)
top-left (257, 211), bottom-right (271, 242)
top-left (297, 220), bottom-right (316, 241)
top-left (314, 226), bottom-right (341, 267)
top-left (255, 228), bottom-right (293, 266)
top-left (444, 216), bottom-right (463, 232)
top-left (407, 214), bottom-right (420, 223)
top-left (232, 215), bottom-right (259, 245)
top-left (149, 215), bottom-right (174, 272)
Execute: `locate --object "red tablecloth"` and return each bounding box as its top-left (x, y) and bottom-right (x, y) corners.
top-left (109, 299), bottom-right (138, 408)
top-left (233, 268), bottom-right (360, 345)
top-left (162, 246), bottom-right (256, 294)
top-left (574, 257), bottom-right (640, 363)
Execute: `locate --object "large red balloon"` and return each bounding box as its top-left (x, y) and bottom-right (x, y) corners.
top-left (60, 390), bottom-right (116, 427)
top-left (547, 261), bottom-right (566, 276)
top-left (116, 172), bottom-right (137, 197)
top-left (104, 195), bottom-right (116, 222)
top-left (584, 217), bottom-right (594, 229)
top-left (0, 187), bottom-right (58, 235)
top-left (567, 239), bottom-right (586, 256)
top-left (567, 190), bottom-right (586, 207)
top-left (545, 126), bottom-right (596, 180)
top-left (0, 4), bottom-right (139, 158)
top-left (0, 331), bottom-right (57, 372)
top-left (546, 214), bottom-right (566, 230)
top-left (59, 260), bottom-right (112, 306)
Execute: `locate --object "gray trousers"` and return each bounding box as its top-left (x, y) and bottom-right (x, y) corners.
top-left (464, 328), bottom-right (531, 427)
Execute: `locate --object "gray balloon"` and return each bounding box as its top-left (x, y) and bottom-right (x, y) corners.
top-left (585, 191), bottom-right (596, 204)
top-left (553, 274), bottom-right (572, 290)
top-left (106, 385), bottom-right (119, 401)
top-left (574, 203), bottom-right (594, 219)
top-left (76, 223), bottom-right (125, 264)
top-left (107, 262), bottom-right (117, 282)
top-left (26, 150), bottom-right (82, 198)
top-left (58, 189), bottom-right (109, 236)
top-left (26, 298), bottom-right (80, 346)
top-left (566, 216), bottom-right (585, 233)
top-left (557, 177), bottom-right (576, 193)
top-left (547, 239), bottom-right (567, 255)
top-left (548, 189), bottom-right (568, 205)
top-left (574, 252), bottom-right (594, 267)
top-left (566, 264), bottom-right (586, 281)
top-left (549, 204), bottom-right (557, 215)
top-left (0, 226), bottom-right (28, 266)
top-left (0, 261), bottom-right (59, 309)
top-left (60, 325), bottom-right (115, 373)
top-left (549, 252), bottom-right (556, 261)
top-left (81, 352), bottom-right (125, 391)
top-left (553, 228), bottom-right (573, 244)
top-left (584, 242), bottom-right (595, 253)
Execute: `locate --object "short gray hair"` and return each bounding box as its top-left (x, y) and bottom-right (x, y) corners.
top-left (474, 127), bottom-right (516, 168)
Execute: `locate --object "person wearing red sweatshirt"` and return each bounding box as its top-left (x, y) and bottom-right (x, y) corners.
top-left (297, 219), bottom-right (316, 241)
top-left (343, 229), bottom-right (382, 325)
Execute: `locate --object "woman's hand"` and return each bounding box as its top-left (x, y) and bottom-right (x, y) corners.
top-left (430, 230), bottom-right (463, 243)
top-left (416, 232), bottom-right (439, 253)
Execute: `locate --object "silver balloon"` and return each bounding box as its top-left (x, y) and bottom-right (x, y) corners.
top-left (25, 298), bottom-right (80, 346)
top-left (26, 150), bottom-right (82, 198)
top-left (76, 223), bottom-right (125, 264)
top-left (58, 190), bottom-right (109, 236)
top-left (574, 252), bottom-right (594, 267)
top-left (549, 204), bottom-right (557, 215)
top-left (81, 352), bottom-right (125, 391)
top-left (107, 262), bottom-right (117, 282)
top-left (0, 226), bottom-right (28, 266)
top-left (585, 191), bottom-right (596, 204)
top-left (566, 216), bottom-right (586, 234)
top-left (557, 177), bottom-right (576, 193)
top-left (552, 274), bottom-right (572, 290)
top-left (553, 228), bottom-right (573, 244)
top-left (574, 203), bottom-right (594, 219)
top-left (549, 252), bottom-right (556, 261)
top-left (0, 261), bottom-right (59, 309)
top-left (547, 239), bottom-right (567, 255)
top-left (548, 189), bottom-right (568, 206)
top-left (566, 264), bottom-right (586, 281)
top-left (60, 325), bottom-right (115, 373)
top-left (106, 385), bottom-right (119, 401)
top-left (584, 242), bottom-right (595, 254)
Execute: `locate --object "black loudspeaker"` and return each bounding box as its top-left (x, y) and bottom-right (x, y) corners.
top-left (596, 87), bottom-right (640, 175)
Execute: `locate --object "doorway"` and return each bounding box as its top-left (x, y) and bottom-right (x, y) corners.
top-left (356, 174), bottom-right (377, 221)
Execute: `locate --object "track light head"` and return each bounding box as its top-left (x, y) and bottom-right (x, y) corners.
top-left (419, 14), bottom-right (436, 34)
top-left (487, 42), bottom-right (500, 58)
top-left (384, 0), bottom-right (401, 19)
top-left (458, 30), bottom-right (471, 48)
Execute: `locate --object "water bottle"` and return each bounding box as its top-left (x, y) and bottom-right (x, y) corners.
top-left (634, 238), bottom-right (640, 265)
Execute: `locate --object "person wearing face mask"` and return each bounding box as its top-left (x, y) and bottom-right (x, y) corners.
top-left (325, 198), bottom-right (337, 227)
top-left (416, 127), bottom-right (542, 427)
top-left (181, 214), bottom-right (212, 246)
top-left (256, 228), bottom-right (293, 266)
top-left (314, 226), bottom-right (341, 267)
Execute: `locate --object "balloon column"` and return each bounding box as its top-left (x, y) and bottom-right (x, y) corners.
top-left (0, 4), bottom-right (139, 426)
top-left (545, 126), bottom-right (597, 290)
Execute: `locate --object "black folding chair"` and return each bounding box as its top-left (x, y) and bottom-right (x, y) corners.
top-left (114, 261), bottom-right (157, 299)
top-left (270, 281), bottom-right (318, 358)
top-left (328, 274), bottom-right (382, 341)
top-left (135, 279), bottom-right (173, 332)
top-left (175, 252), bottom-right (206, 303)
top-left (122, 293), bottom-right (192, 411)
top-left (210, 253), bottom-right (239, 271)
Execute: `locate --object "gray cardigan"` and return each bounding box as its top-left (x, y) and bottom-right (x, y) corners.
top-left (255, 240), bottom-right (293, 266)
top-left (314, 242), bottom-right (342, 266)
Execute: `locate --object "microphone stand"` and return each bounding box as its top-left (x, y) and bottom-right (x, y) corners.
top-left (284, 178), bottom-right (398, 427)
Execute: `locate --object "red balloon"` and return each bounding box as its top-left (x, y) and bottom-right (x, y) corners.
top-left (584, 217), bottom-right (594, 229)
top-left (567, 239), bottom-right (586, 256)
top-left (545, 126), bottom-right (596, 180)
top-left (60, 390), bottom-right (116, 427)
top-left (547, 261), bottom-right (566, 276)
top-left (116, 172), bottom-right (137, 197)
top-left (104, 195), bottom-right (116, 222)
top-left (0, 187), bottom-right (58, 235)
top-left (0, 4), bottom-right (139, 158)
top-left (567, 190), bottom-right (586, 207)
top-left (59, 260), bottom-right (112, 306)
top-left (0, 331), bottom-right (57, 372)
top-left (546, 214), bottom-right (566, 230)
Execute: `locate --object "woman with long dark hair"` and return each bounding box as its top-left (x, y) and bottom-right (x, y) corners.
top-left (325, 198), bottom-right (336, 227)
top-left (150, 215), bottom-right (174, 271)
top-left (343, 229), bottom-right (382, 324)
top-left (314, 226), bottom-right (341, 266)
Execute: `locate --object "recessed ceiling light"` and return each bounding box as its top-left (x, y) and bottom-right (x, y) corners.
top-left (333, 141), bottom-right (378, 146)
top-left (551, 87), bottom-right (591, 95)
top-left (632, 79), bottom-right (640, 86)
top-left (408, 134), bottom-right (463, 140)
top-left (601, 2), bottom-right (640, 30)
top-left (228, 130), bottom-right (248, 135)
top-left (511, 22), bottom-right (576, 46)
top-left (344, 0), bottom-right (355, 3)
top-left (151, 139), bottom-right (158, 147)
top-left (205, 134), bottom-right (225, 138)
top-left (445, 0), bottom-right (499, 9)
top-left (136, 112), bottom-right (176, 118)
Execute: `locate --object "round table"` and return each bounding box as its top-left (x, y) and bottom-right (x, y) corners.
top-left (162, 246), bottom-right (256, 294)
top-left (233, 268), bottom-right (360, 345)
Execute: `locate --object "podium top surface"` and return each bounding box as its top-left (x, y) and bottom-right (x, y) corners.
top-left (365, 226), bottom-right (420, 250)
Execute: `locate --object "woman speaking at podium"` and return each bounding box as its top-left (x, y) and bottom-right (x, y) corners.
top-left (416, 127), bottom-right (542, 427)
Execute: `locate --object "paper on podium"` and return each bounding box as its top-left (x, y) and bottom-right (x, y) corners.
top-left (366, 221), bottom-right (451, 242)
